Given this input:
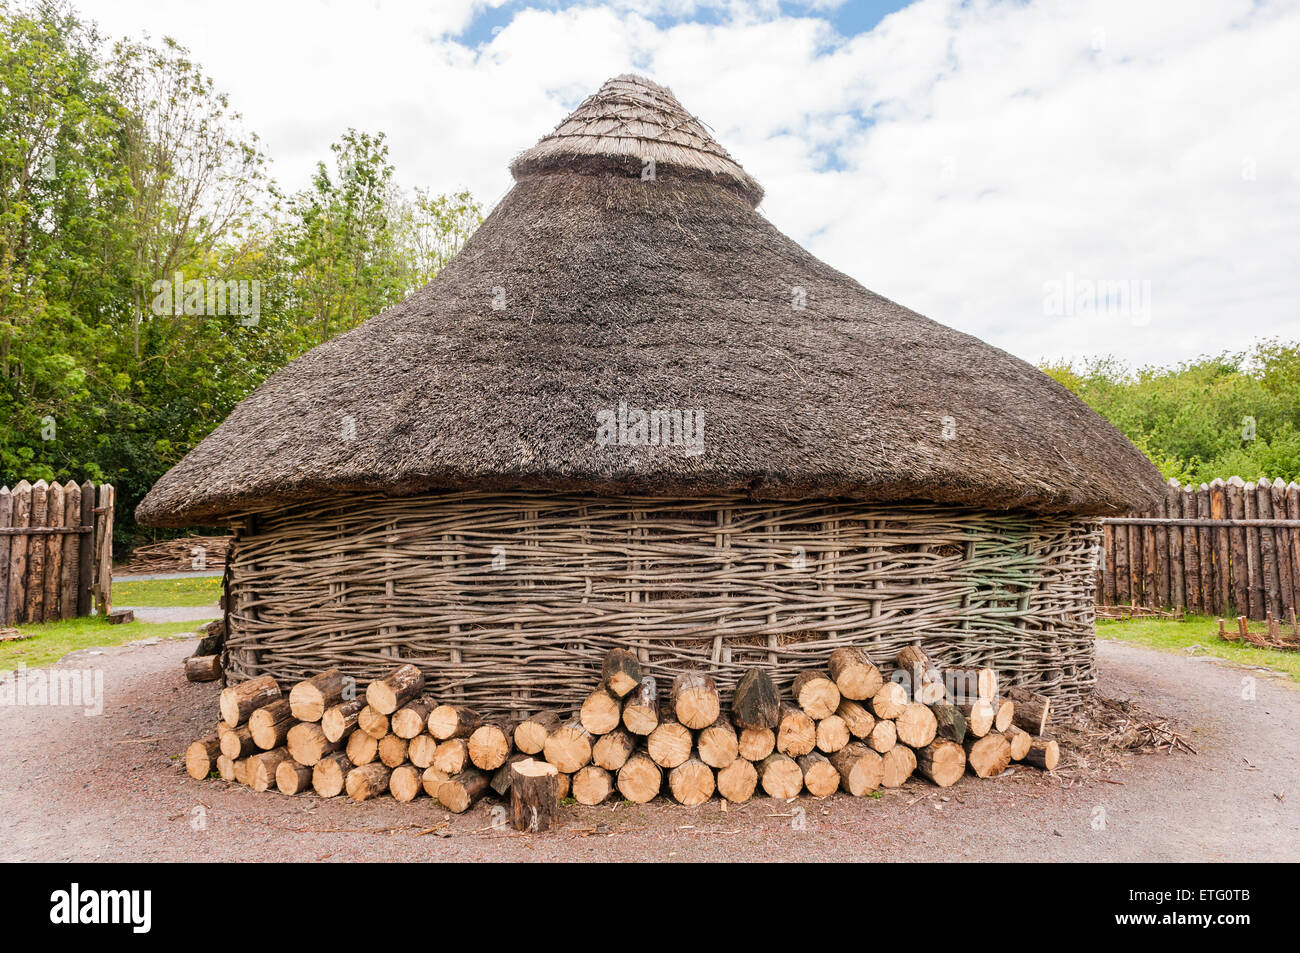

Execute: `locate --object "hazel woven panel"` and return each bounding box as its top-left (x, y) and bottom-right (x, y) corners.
top-left (224, 492), bottom-right (1102, 714)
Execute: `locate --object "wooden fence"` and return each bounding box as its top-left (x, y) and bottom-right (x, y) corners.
top-left (1097, 476), bottom-right (1300, 620)
top-left (0, 480), bottom-right (114, 626)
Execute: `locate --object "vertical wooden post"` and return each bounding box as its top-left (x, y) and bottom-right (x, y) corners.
top-left (1227, 476), bottom-right (1249, 617)
top-left (24, 480), bottom-right (48, 624)
top-left (1113, 513), bottom-right (1130, 604)
top-left (1142, 508), bottom-right (1157, 609)
top-left (1209, 478), bottom-right (1229, 616)
top-left (1287, 482), bottom-right (1300, 617)
top-left (7, 481), bottom-right (31, 626)
top-left (1166, 480), bottom-right (1184, 611)
top-left (60, 481), bottom-right (81, 620)
top-left (93, 483), bottom-right (114, 616)
top-left (1196, 483), bottom-right (1213, 616)
top-left (1100, 521), bottom-right (1115, 606)
top-left (42, 481), bottom-right (64, 622)
top-left (77, 481), bottom-right (95, 617)
top-left (1127, 523), bottom-right (1142, 607)
top-left (0, 486), bottom-right (11, 626)
top-left (1243, 482), bottom-right (1262, 620)
top-left (1257, 478), bottom-right (1281, 620)
top-left (1154, 494), bottom-right (1170, 608)
top-left (1270, 479), bottom-right (1292, 615)
top-left (1181, 485), bottom-right (1200, 614)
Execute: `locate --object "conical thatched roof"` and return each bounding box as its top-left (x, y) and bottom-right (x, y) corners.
top-left (137, 74), bottom-right (1163, 528)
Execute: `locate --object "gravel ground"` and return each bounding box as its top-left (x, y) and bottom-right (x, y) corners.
top-left (1, 637), bottom-right (1296, 862)
top-left (116, 605), bottom-right (219, 624)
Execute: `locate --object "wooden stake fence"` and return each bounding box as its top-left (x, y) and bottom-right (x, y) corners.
top-left (0, 480), bottom-right (113, 626)
top-left (1097, 476), bottom-right (1300, 620)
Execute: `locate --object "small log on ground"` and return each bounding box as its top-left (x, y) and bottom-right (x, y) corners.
top-left (1003, 724), bottom-right (1033, 761)
top-left (289, 668), bottom-right (348, 722)
top-left (249, 699), bottom-right (294, 750)
top-left (914, 740), bottom-right (965, 787)
top-left (511, 759), bottom-right (559, 831)
top-left (601, 648), bottom-right (642, 698)
top-left (365, 663), bottom-right (424, 715)
top-left (668, 758), bottom-right (715, 806)
top-left (185, 655), bottom-right (222, 682)
top-left (391, 698), bottom-right (435, 739)
top-left (835, 699), bottom-right (875, 740)
top-left (827, 646), bottom-right (882, 701)
top-left (815, 714), bottom-right (850, 753)
top-left (358, 705), bottom-right (390, 740)
top-left (671, 672), bottom-right (720, 730)
top-left (275, 760), bottom-right (313, 795)
top-left (438, 768), bottom-right (491, 813)
top-left (697, 715), bottom-right (739, 769)
top-left (797, 752), bottom-right (840, 798)
top-left (321, 699), bottom-right (366, 743)
top-left (965, 732), bottom-right (1012, 778)
top-left (390, 764), bottom-right (425, 802)
top-left (312, 752), bottom-right (353, 797)
top-left (957, 699), bottom-right (995, 738)
top-left (428, 704), bottom-right (482, 740)
top-left (1007, 688), bottom-right (1051, 736)
top-left (592, 728), bottom-right (636, 772)
top-left (378, 734), bottom-right (409, 768)
top-left (867, 717), bottom-right (897, 754)
top-left (829, 743), bottom-right (883, 796)
top-left (433, 738), bottom-right (469, 775)
top-left (580, 684), bottom-right (623, 735)
top-left (345, 763), bottom-right (390, 801)
top-left (870, 681), bottom-right (908, 719)
top-left (731, 667), bottom-right (780, 729)
top-left (218, 723), bottom-right (258, 760)
top-left (895, 702), bottom-right (938, 748)
top-left (930, 703), bottom-right (967, 744)
top-left (792, 670), bottom-right (841, 720)
top-left (896, 644), bottom-right (946, 704)
top-left (716, 758), bottom-right (758, 803)
top-left (287, 722), bottom-right (344, 766)
top-left (514, 710), bottom-right (561, 754)
top-left (776, 704), bottom-right (816, 757)
top-left (185, 734), bottom-right (222, 780)
top-left (543, 717), bottom-right (593, 774)
top-left (247, 747), bottom-right (293, 792)
top-left (622, 676), bottom-right (659, 735)
top-left (468, 720), bottom-right (516, 771)
top-left (1023, 738), bottom-right (1060, 770)
top-left (880, 745), bottom-right (916, 787)
top-left (646, 709), bottom-right (692, 768)
top-left (345, 730), bottom-right (378, 766)
top-left (219, 675), bottom-right (281, 727)
top-left (573, 765), bottom-right (614, 805)
top-left (617, 752), bottom-right (663, 803)
top-left (757, 752), bottom-right (803, 799)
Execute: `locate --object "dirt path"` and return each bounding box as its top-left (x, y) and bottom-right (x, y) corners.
top-left (1, 638), bottom-right (1295, 862)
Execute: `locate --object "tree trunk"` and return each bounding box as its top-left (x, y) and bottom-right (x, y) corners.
top-left (592, 728), bottom-right (637, 771)
top-left (737, 726), bottom-right (776, 762)
top-left (468, 720), bottom-right (516, 771)
top-left (1006, 688), bottom-right (1050, 735)
top-left (697, 715), bottom-right (739, 768)
top-left (510, 759), bottom-right (559, 831)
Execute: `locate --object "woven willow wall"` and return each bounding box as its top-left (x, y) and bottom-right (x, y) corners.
top-left (224, 492), bottom-right (1103, 713)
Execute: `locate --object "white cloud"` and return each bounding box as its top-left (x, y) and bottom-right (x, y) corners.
top-left (84, 0), bottom-right (1300, 366)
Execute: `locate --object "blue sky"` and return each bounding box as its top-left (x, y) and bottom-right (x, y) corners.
top-left (88, 0), bottom-right (1300, 366)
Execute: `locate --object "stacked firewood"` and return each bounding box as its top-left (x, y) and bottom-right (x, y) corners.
top-left (185, 644), bottom-right (1062, 830)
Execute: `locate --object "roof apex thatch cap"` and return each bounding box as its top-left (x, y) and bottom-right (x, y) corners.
top-left (510, 73), bottom-right (764, 205)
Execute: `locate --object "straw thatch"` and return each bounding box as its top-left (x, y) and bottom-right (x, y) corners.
top-left (137, 74), bottom-right (1162, 529)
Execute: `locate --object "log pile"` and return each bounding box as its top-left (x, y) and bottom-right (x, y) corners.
top-left (185, 643), bottom-right (1064, 830)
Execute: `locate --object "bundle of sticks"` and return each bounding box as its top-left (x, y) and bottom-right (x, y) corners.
top-left (185, 644), bottom-right (1062, 832)
top-left (127, 535), bottom-right (232, 573)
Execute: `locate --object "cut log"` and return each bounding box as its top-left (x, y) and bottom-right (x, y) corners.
top-left (957, 699), bottom-right (995, 738)
top-left (791, 670), bottom-right (841, 720)
top-left (797, 752), bottom-right (840, 798)
top-left (716, 758), bottom-right (758, 803)
top-left (433, 738), bottom-right (469, 775)
top-left (365, 663), bottom-right (424, 715)
top-left (646, 709), bottom-right (692, 769)
top-left (275, 760), bottom-right (313, 795)
top-left (233, 757), bottom-right (251, 786)
top-left (880, 745), bottom-right (916, 788)
top-left (947, 666), bottom-right (997, 703)
top-left (321, 699), bottom-right (366, 743)
top-left (184, 655), bottom-right (222, 682)
top-left (358, 705), bottom-right (390, 740)
top-left (621, 676), bottom-right (659, 735)
top-left (617, 752), bottom-right (662, 804)
top-left (218, 723), bottom-right (258, 760)
top-left (185, 734), bottom-right (222, 780)
top-left (1003, 724), bottom-right (1033, 761)
top-left (697, 715), bottom-right (739, 769)
top-left (867, 717), bottom-right (897, 754)
top-left (894, 702), bottom-right (938, 748)
top-left (1007, 688), bottom-right (1051, 736)
top-left (514, 710), bottom-right (561, 754)
top-left (345, 729), bottom-right (378, 766)
top-left (378, 734), bottom-right (409, 768)
top-left (965, 732), bottom-right (1012, 778)
top-left (421, 766), bottom-right (450, 800)
top-left (930, 703), bottom-right (967, 744)
top-left (438, 768), bottom-right (491, 813)
top-left (870, 681), bottom-right (908, 720)
top-left (390, 764), bottom-right (425, 802)
top-left (731, 667), bottom-right (780, 729)
top-left (511, 759), bottom-right (559, 831)
top-left (543, 717), bottom-right (593, 774)
top-left (829, 743), bottom-right (883, 796)
top-left (572, 765), bottom-right (614, 805)
top-left (287, 722), bottom-right (344, 766)
top-left (600, 648), bottom-right (642, 697)
top-left (312, 752), bottom-right (354, 797)
top-left (491, 753), bottom-right (533, 796)
top-left (391, 698), bottom-right (435, 739)
top-left (896, 644), bottom-right (946, 704)
top-left (428, 704), bottom-right (482, 741)
top-left (914, 739), bottom-right (965, 788)
top-left (246, 747), bottom-right (293, 792)
top-left (835, 699), bottom-right (876, 740)
top-left (815, 714), bottom-right (850, 753)
top-left (827, 646), bottom-right (882, 700)
top-left (757, 752), bottom-right (803, 799)
top-left (1023, 738), bottom-right (1060, 770)
top-left (580, 684), bottom-right (623, 735)
top-left (468, 720), bottom-right (516, 771)
top-left (249, 699), bottom-right (295, 750)
top-left (216, 755), bottom-right (237, 781)
top-left (668, 758), bottom-right (715, 806)
top-left (289, 669), bottom-right (348, 722)
top-left (776, 704), bottom-right (816, 757)
top-left (219, 675), bottom-right (281, 727)
top-left (992, 696), bottom-right (1014, 733)
top-left (592, 728), bottom-right (636, 772)
top-left (737, 726), bottom-right (776, 762)
top-left (345, 763), bottom-right (390, 801)
top-left (671, 672), bottom-right (720, 730)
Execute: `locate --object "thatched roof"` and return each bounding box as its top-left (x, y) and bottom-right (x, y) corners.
top-left (137, 74), bottom-right (1164, 528)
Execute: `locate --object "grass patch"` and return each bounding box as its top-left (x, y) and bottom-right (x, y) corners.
top-left (113, 575), bottom-right (222, 607)
top-left (1, 615), bottom-right (215, 672)
top-left (1097, 613), bottom-right (1300, 681)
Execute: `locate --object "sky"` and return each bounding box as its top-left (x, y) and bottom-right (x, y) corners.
top-left (83, 0), bottom-right (1300, 368)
